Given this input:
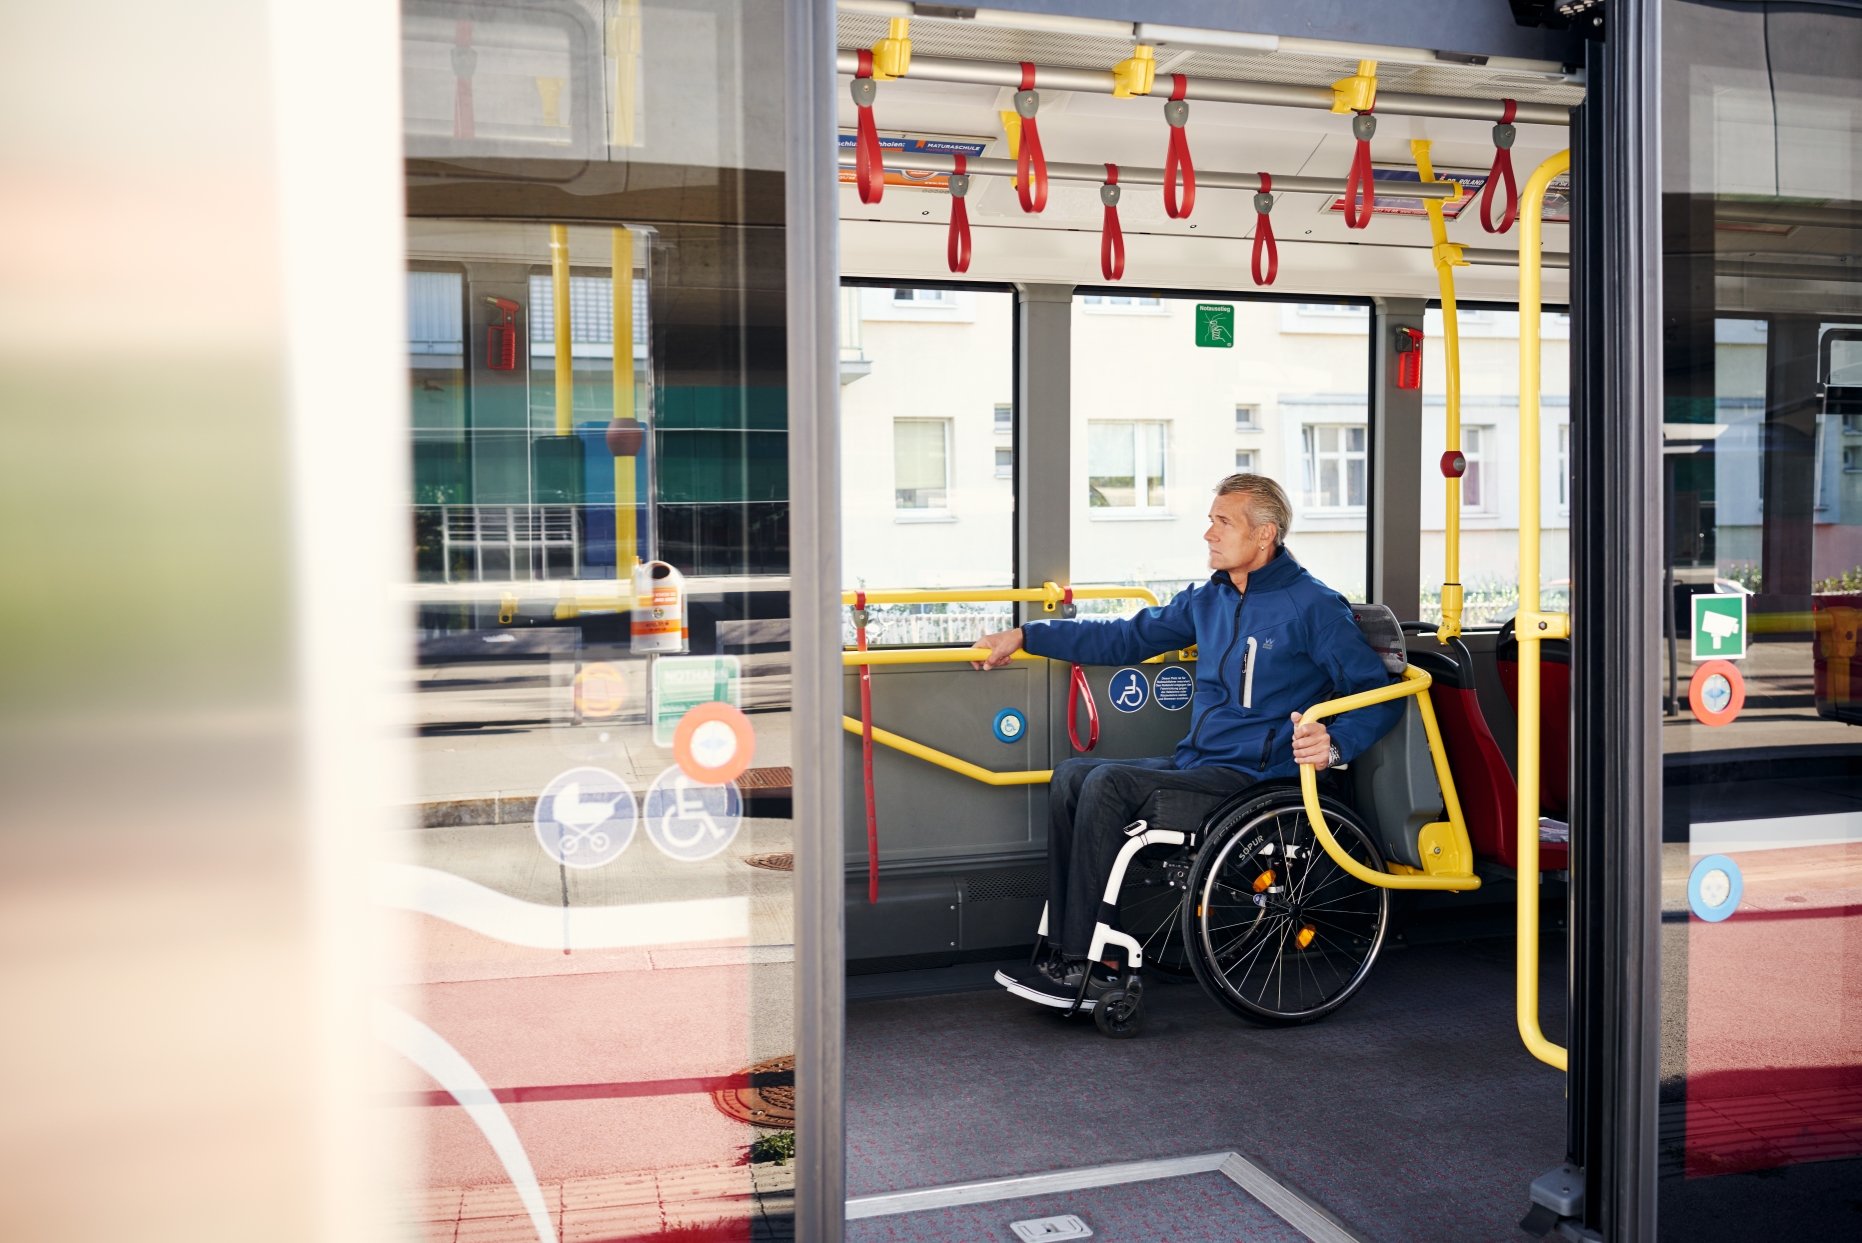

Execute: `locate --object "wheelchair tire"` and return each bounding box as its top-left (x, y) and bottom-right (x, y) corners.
top-left (1181, 786), bottom-right (1389, 1027)
top-left (1115, 848), bottom-right (1196, 979)
top-left (1093, 989), bottom-right (1144, 1038)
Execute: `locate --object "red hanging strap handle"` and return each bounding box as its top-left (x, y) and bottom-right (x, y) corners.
top-left (1480, 99), bottom-right (1520, 234)
top-left (1342, 110), bottom-right (1377, 229)
top-left (1061, 587), bottom-right (1099, 753)
top-left (1252, 172), bottom-right (1278, 287)
top-left (1013, 64), bottom-right (1048, 214)
top-left (1163, 75), bottom-right (1195, 219)
top-left (1099, 164), bottom-right (1124, 281)
top-left (851, 51), bottom-right (885, 205)
top-left (947, 153), bottom-right (972, 273)
top-left (855, 592), bottom-right (880, 903)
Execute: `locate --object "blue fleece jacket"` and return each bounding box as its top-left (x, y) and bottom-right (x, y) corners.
top-left (1022, 549), bottom-right (1402, 777)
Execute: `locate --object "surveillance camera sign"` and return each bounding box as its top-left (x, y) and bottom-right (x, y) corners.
top-left (1692, 593), bottom-right (1746, 662)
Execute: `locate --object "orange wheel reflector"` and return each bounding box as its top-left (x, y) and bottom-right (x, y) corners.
top-left (1297, 923), bottom-right (1317, 949)
top-left (1253, 869), bottom-right (1276, 893)
top-left (672, 701), bottom-right (757, 784)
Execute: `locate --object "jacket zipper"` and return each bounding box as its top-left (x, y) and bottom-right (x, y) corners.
top-left (1187, 583), bottom-right (1246, 756)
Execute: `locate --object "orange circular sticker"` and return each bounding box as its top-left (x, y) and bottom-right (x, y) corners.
top-left (1688, 659), bottom-right (1745, 727)
top-left (673, 701), bottom-right (756, 784)
top-left (573, 662), bottom-right (627, 719)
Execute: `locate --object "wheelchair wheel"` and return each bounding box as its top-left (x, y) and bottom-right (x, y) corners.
top-left (1182, 787), bottom-right (1389, 1027)
top-left (1115, 848), bottom-right (1195, 979)
top-left (1093, 988), bottom-right (1144, 1039)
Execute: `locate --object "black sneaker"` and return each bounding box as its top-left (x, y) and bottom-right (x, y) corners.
top-left (996, 956), bottom-right (1120, 1010)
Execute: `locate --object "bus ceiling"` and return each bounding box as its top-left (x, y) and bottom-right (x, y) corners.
top-left (833, 4), bottom-right (1579, 299)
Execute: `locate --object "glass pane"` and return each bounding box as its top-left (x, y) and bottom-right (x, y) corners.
top-left (1144, 422), bottom-right (1167, 507)
top-left (893, 419), bottom-right (947, 507)
top-left (1089, 421), bottom-right (1137, 509)
top-left (394, 3), bottom-right (796, 1239)
top-left (1417, 307), bottom-right (1572, 624)
top-left (1661, 1), bottom-right (1862, 1230)
top-left (1072, 296), bottom-right (1371, 601)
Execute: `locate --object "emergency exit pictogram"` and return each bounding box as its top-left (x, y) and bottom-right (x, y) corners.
top-left (1195, 303), bottom-right (1234, 347)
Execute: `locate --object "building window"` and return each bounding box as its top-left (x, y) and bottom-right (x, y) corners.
top-left (1461, 426), bottom-right (1492, 512)
top-left (994, 403), bottom-right (1013, 434)
top-left (1235, 405), bottom-right (1259, 431)
top-left (1235, 449), bottom-right (1257, 474)
top-left (1557, 424), bottom-right (1570, 509)
top-left (1845, 445), bottom-right (1862, 473)
top-left (1301, 424), bottom-right (1367, 509)
top-left (1080, 295), bottom-right (1166, 314)
top-left (1843, 414), bottom-right (1862, 436)
top-left (995, 448), bottom-right (1013, 479)
top-left (895, 419), bottom-right (950, 509)
top-left (1089, 421), bottom-right (1168, 510)
top-left (892, 287), bottom-right (955, 306)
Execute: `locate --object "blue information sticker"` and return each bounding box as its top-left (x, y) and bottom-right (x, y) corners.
top-left (535, 766), bottom-right (639, 868)
top-left (992, 708), bottom-right (1027, 743)
top-left (642, 766), bottom-right (743, 862)
top-left (1687, 853), bottom-right (1743, 922)
top-left (1107, 668), bottom-right (1149, 713)
top-left (1152, 666), bottom-right (1194, 711)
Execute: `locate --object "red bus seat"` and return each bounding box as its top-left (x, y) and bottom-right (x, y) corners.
top-left (1496, 617), bottom-right (1571, 820)
top-left (1405, 636), bottom-right (1568, 873)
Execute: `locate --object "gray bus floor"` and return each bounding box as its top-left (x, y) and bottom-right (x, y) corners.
top-left (846, 936), bottom-right (1568, 1243)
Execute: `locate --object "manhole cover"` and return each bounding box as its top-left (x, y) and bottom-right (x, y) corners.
top-left (740, 852), bottom-right (793, 872)
top-left (712, 1055), bottom-right (794, 1128)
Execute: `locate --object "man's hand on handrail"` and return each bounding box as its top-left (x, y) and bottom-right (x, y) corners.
top-left (971, 627), bottom-right (1025, 670)
top-left (1290, 711), bottom-right (1334, 770)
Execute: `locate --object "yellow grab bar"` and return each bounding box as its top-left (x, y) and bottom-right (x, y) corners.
top-left (843, 648), bottom-right (1043, 666)
top-left (841, 717), bottom-right (1051, 786)
top-left (1413, 140), bottom-right (1470, 641)
top-left (1515, 149), bottom-right (1572, 1073)
top-left (1295, 666), bottom-right (1481, 891)
top-left (842, 582), bottom-right (1160, 611)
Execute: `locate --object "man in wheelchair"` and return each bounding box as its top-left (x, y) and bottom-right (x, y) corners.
top-left (970, 474), bottom-right (1403, 1011)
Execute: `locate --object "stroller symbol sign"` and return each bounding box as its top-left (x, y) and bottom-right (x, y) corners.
top-left (1107, 668), bottom-right (1149, 713)
top-left (643, 766), bottom-right (744, 862)
top-left (535, 766), bottom-right (638, 868)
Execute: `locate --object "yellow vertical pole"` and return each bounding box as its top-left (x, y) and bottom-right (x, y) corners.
top-left (1413, 141), bottom-right (1469, 641)
top-left (1516, 149), bottom-right (1572, 1073)
top-left (550, 224), bottom-right (573, 436)
top-left (612, 226), bottom-right (637, 573)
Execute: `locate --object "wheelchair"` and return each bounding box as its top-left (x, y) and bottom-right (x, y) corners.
top-left (1000, 601), bottom-right (1541, 1039)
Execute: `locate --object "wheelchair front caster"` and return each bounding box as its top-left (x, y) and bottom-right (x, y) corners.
top-left (1093, 988), bottom-right (1144, 1038)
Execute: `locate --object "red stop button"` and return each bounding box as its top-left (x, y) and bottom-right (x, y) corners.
top-left (1440, 450), bottom-right (1467, 479)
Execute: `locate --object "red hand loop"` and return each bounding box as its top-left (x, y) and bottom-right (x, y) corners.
top-left (1015, 64), bottom-right (1047, 214)
top-left (947, 154), bottom-right (971, 273)
top-left (1068, 663), bottom-right (1100, 754)
top-left (855, 592), bottom-right (878, 902)
top-left (1343, 116), bottom-right (1375, 230)
top-left (1101, 164), bottom-right (1124, 281)
top-left (1164, 76), bottom-right (1195, 220)
top-left (1480, 99), bottom-right (1519, 234)
top-left (1252, 172), bottom-right (1278, 287)
top-left (1170, 74), bottom-right (1187, 102)
top-left (854, 50), bottom-right (884, 206)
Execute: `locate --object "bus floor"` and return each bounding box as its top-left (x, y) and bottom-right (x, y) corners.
top-left (845, 934), bottom-right (1568, 1243)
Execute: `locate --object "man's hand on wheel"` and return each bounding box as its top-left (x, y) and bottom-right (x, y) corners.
top-left (970, 627), bottom-right (1025, 670)
top-left (1290, 711), bottom-right (1333, 770)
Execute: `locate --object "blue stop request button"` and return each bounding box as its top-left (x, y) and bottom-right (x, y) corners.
top-left (1153, 666), bottom-right (1194, 711)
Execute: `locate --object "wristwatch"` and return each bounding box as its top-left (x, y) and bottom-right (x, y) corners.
top-left (1326, 740), bottom-right (1343, 769)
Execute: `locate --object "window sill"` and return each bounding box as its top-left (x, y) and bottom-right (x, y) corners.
top-left (894, 511), bottom-right (957, 523)
top-left (1088, 510), bottom-right (1177, 521)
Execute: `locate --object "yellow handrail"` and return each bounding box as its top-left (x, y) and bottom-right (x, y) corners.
top-left (1515, 149), bottom-right (1572, 1073)
top-left (1413, 140), bottom-right (1470, 641)
top-left (550, 224), bottom-right (573, 437)
top-left (842, 582), bottom-right (1160, 611)
top-left (1295, 666), bottom-right (1481, 891)
top-left (843, 648), bottom-right (1043, 666)
top-left (841, 716), bottom-right (1051, 785)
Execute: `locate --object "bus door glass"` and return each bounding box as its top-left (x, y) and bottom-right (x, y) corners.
top-left (1661, 1), bottom-right (1862, 1233)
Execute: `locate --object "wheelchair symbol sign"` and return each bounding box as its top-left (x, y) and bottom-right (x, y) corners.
top-left (643, 766), bottom-right (743, 862)
top-left (1107, 668), bottom-right (1149, 713)
top-left (1152, 666), bottom-right (1194, 710)
top-left (535, 766), bottom-right (638, 868)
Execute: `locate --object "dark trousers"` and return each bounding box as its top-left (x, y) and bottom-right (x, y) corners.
top-left (1045, 756), bottom-right (1259, 958)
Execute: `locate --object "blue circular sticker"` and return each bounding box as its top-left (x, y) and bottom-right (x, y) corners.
top-left (992, 708), bottom-right (1027, 743)
top-left (1107, 668), bottom-right (1149, 713)
top-left (1688, 854), bottom-right (1743, 923)
top-left (1152, 666), bottom-right (1195, 711)
top-left (535, 766), bottom-right (638, 868)
top-left (643, 766), bottom-right (744, 862)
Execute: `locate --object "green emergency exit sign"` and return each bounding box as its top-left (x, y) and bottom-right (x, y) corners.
top-left (1195, 303), bottom-right (1235, 348)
